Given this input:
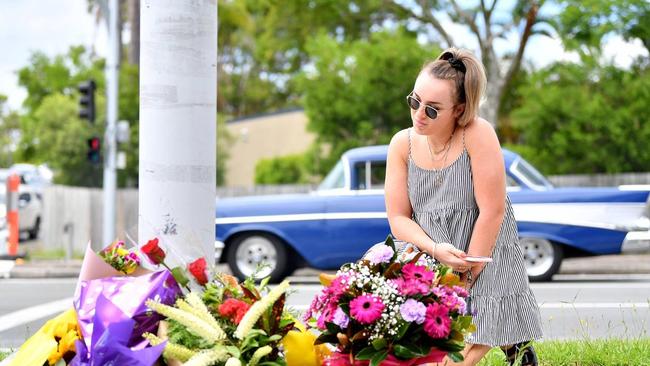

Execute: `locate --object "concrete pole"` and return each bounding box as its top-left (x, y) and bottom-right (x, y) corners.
top-left (139, 0), bottom-right (217, 266)
top-left (102, 0), bottom-right (119, 247)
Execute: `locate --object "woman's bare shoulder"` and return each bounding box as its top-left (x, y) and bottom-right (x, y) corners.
top-left (388, 128), bottom-right (411, 159)
top-left (464, 117), bottom-right (499, 151)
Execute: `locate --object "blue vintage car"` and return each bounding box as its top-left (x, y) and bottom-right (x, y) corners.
top-left (216, 146), bottom-right (650, 282)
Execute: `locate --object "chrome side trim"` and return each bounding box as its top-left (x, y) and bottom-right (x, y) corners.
top-left (215, 212), bottom-right (387, 225)
top-left (621, 231), bottom-right (650, 254)
top-left (214, 240), bottom-right (225, 262)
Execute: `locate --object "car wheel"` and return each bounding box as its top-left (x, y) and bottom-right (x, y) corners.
top-left (28, 217), bottom-right (40, 240)
top-left (227, 233), bottom-right (291, 283)
top-left (519, 237), bottom-right (563, 282)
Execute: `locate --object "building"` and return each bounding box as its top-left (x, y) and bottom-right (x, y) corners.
top-left (224, 108), bottom-right (314, 187)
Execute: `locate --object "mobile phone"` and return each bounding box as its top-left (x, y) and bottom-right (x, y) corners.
top-left (464, 256), bottom-right (493, 263)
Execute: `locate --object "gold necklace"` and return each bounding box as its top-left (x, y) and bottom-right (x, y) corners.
top-left (426, 128), bottom-right (455, 163)
top-left (427, 128), bottom-right (455, 186)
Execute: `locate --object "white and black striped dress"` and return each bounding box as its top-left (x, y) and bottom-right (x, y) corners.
top-left (398, 127), bottom-right (543, 347)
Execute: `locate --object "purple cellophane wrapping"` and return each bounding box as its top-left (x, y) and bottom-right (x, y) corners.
top-left (74, 270), bottom-right (181, 350)
top-left (71, 294), bottom-right (167, 366)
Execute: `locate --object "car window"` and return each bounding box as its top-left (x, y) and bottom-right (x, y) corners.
top-left (506, 175), bottom-right (519, 187)
top-left (19, 193), bottom-right (31, 203)
top-left (355, 161), bottom-right (386, 190)
top-left (318, 160), bottom-right (346, 190)
top-left (512, 158), bottom-right (553, 189)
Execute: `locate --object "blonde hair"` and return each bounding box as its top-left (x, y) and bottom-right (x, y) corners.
top-left (421, 47), bottom-right (486, 127)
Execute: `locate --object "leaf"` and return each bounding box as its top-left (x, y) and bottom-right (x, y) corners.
top-left (371, 337), bottom-right (387, 350)
top-left (314, 332), bottom-right (338, 345)
top-left (449, 352), bottom-right (465, 363)
top-left (393, 344), bottom-right (419, 359)
top-left (370, 349), bottom-right (389, 366)
top-left (325, 321), bottom-right (340, 335)
top-left (170, 267), bottom-right (190, 287)
top-left (385, 235), bottom-right (395, 251)
top-left (355, 346), bottom-right (377, 360)
top-left (396, 322), bottom-right (410, 340)
top-left (269, 293), bottom-right (286, 334)
top-left (351, 329), bottom-right (370, 342)
top-left (260, 276), bottom-right (271, 289)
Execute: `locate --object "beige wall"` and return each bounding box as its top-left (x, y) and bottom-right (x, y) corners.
top-left (224, 109), bottom-right (314, 187)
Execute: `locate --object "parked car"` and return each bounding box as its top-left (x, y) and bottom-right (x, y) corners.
top-left (0, 188), bottom-right (43, 240)
top-left (215, 146), bottom-right (650, 282)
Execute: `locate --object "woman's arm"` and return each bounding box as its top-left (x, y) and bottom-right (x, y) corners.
top-left (385, 129), bottom-right (468, 269)
top-left (465, 118), bottom-right (507, 282)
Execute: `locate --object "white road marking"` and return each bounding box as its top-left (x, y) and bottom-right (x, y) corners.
top-left (0, 297), bottom-right (73, 333)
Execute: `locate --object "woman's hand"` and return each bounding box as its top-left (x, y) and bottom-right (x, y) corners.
top-left (430, 242), bottom-right (474, 273)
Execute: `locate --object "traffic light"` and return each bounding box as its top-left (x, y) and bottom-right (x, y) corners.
top-left (87, 136), bottom-right (101, 164)
top-left (78, 80), bottom-right (96, 123)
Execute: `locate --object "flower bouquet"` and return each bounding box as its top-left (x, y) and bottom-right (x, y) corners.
top-left (144, 273), bottom-right (297, 366)
top-left (304, 236), bottom-right (475, 366)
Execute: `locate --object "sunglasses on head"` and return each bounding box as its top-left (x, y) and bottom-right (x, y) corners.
top-left (406, 93), bottom-right (439, 120)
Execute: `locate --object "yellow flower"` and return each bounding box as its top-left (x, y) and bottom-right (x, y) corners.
top-left (117, 248), bottom-right (129, 256)
top-left (9, 309), bottom-right (80, 366)
top-left (282, 323), bottom-right (330, 366)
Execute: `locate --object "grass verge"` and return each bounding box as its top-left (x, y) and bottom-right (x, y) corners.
top-left (477, 338), bottom-right (650, 365)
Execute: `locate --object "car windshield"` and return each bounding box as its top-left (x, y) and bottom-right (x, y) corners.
top-left (318, 160), bottom-right (346, 190)
top-left (513, 158), bottom-right (553, 189)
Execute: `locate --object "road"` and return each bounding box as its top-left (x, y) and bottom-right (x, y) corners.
top-left (1, 274), bottom-right (649, 350)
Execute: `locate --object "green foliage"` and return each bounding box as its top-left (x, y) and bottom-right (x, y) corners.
top-left (510, 61), bottom-right (650, 174)
top-left (557, 0), bottom-right (650, 58)
top-left (0, 95), bottom-right (20, 167)
top-left (254, 154), bottom-right (310, 184)
top-left (217, 114), bottom-right (234, 186)
top-left (297, 28), bottom-right (435, 176)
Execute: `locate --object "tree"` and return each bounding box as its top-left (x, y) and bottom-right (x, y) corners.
top-left (297, 29), bottom-right (435, 175)
top-left (0, 95), bottom-right (20, 167)
top-left (510, 62), bottom-right (650, 174)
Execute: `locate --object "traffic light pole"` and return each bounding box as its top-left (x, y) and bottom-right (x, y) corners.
top-left (102, 0), bottom-right (119, 248)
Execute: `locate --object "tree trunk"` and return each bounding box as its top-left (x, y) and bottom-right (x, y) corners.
top-left (480, 53), bottom-right (503, 127)
top-left (139, 0), bottom-right (217, 266)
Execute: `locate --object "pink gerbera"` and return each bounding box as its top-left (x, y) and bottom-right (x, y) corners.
top-left (349, 295), bottom-right (385, 324)
top-left (402, 263), bottom-right (435, 284)
top-left (424, 303), bottom-right (452, 339)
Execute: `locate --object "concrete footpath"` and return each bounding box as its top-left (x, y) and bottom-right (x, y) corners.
top-left (1, 254), bottom-right (649, 279)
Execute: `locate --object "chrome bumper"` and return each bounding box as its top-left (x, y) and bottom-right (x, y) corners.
top-left (215, 240), bottom-right (225, 263)
top-left (621, 231), bottom-right (650, 254)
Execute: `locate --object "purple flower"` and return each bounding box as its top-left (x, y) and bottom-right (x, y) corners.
top-left (332, 307), bottom-right (350, 329)
top-left (350, 295), bottom-right (385, 324)
top-left (365, 245), bottom-right (394, 264)
top-left (399, 299), bottom-right (427, 324)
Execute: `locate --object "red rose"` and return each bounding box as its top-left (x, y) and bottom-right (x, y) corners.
top-left (188, 257), bottom-right (209, 285)
top-left (141, 238), bottom-right (166, 265)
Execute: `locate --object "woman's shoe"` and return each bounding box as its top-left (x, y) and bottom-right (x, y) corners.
top-left (502, 342), bottom-right (538, 366)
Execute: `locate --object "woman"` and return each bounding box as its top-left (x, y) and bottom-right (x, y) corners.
top-left (384, 48), bottom-right (543, 365)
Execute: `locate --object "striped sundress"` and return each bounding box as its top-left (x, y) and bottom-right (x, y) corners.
top-left (397, 127), bottom-right (543, 346)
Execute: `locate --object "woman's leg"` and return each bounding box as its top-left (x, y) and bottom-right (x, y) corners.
top-left (501, 342), bottom-right (538, 366)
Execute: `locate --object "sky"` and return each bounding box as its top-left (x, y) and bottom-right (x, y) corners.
top-left (0, 1), bottom-right (647, 112)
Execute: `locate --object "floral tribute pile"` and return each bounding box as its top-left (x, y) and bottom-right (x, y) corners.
top-left (6, 238), bottom-right (321, 366)
top-left (5, 235), bottom-right (475, 366)
top-left (304, 236), bottom-right (476, 366)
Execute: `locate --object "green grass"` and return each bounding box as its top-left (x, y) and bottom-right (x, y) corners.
top-left (0, 350), bottom-right (9, 362)
top-left (477, 338), bottom-right (650, 366)
top-left (25, 247), bottom-right (84, 260)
